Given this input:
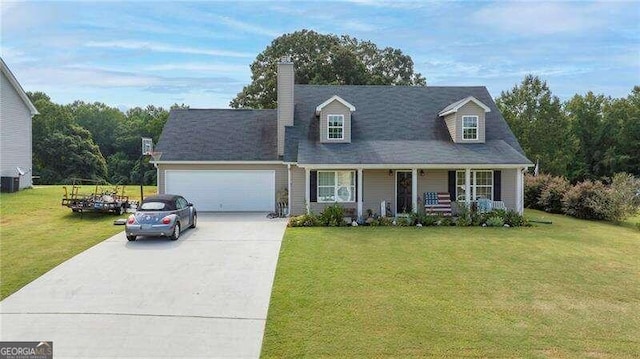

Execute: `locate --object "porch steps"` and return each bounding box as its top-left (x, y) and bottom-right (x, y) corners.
top-left (424, 192), bottom-right (452, 216)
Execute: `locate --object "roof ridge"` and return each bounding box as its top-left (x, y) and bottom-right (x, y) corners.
top-left (294, 84), bottom-right (487, 89)
top-left (172, 108), bottom-right (276, 111)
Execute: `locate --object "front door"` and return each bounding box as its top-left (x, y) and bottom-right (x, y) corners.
top-left (396, 171), bottom-right (412, 214)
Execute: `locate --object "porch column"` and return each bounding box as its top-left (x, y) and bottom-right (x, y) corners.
top-left (305, 168), bottom-right (310, 214)
top-left (465, 168), bottom-right (471, 204)
top-left (411, 168), bottom-right (418, 213)
top-left (357, 168), bottom-right (363, 219)
top-left (287, 164), bottom-right (292, 216)
top-left (516, 167), bottom-right (524, 214)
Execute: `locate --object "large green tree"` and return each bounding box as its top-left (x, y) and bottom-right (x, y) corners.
top-left (68, 101), bottom-right (125, 158)
top-left (564, 92), bottom-right (609, 180)
top-left (230, 30), bottom-right (426, 109)
top-left (108, 105), bottom-right (170, 184)
top-left (496, 75), bottom-right (573, 176)
top-left (602, 86), bottom-right (640, 176)
top-left (27, 92), bottom-right (107, 183)
top-left (563, 90), bottom-right (640, 180)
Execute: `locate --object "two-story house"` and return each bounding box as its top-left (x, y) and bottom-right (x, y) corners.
top-left (155, 59), bottom-right (532, 216)
top-left (0, 57), bottom-right (39, 191)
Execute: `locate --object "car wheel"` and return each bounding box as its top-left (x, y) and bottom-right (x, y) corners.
top-left (190, 214), bottom-right (197, 228)
top-left (126, 235), bottom-right (137, 241)
top-left (170, 223), bottom-right (180, 241)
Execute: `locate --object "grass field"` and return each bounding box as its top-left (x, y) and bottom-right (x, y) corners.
top-left (262, 210), bottom-right (640, 358)
top-left (0, 185), bottom-right (156, 299)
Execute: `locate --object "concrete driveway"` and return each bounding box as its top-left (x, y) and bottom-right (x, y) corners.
top-left (0, 213), bottom-right (287, 358)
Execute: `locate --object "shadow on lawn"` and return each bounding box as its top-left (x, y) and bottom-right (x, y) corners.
top-left (61, 211), bottom-right (127, 222)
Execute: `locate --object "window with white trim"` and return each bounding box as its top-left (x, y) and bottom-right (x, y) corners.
top-left (462, 115), bottom-right (478, 140)
top-left (456, 170), bottom-right (493, 201)
top-left (317, 170), bottom-right (355, 202)
top-left (327, 115), bottom-right (344, 140)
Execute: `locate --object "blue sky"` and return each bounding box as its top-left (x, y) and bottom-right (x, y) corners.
top-left (1, 1), bottom-right (638, 110)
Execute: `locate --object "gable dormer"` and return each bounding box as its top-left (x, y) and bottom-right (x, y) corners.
top-left (316, 95), bottom-right (355, 143)
top-left (439, 96), bottom-right (491, 143)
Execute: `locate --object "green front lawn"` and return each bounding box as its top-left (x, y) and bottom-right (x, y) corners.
top-left (262, 210), bottom-right (640, 358)
top-left (0, 185), bottom-right (156, 299)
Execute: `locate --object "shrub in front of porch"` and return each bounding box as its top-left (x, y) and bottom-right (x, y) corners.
top-left (454, 203), bottom-right (529, 227)
top-left (288, 213), bottom-right (321, 227)
top-left (318, 203), bottom-right (346, 227)
top-left (289, 204), bottom-right (348, 227)
top-left (289, 204), bottom-right (529, 227)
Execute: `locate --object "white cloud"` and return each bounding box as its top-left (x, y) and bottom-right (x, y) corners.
top-left (345, 0), bottom-right (427, 10)
top-left (472, 2), bottom-right (608, 35)
top-left (14, 64), bottom-right (243, 92)
top-left (85, 40), bottom-right (254, 58)
top-left (22, 67), bottom-right (157, 88)
top-left (422, 57), bottom-right (595, 84)
top-left (342, 20), bottom-right (378, 32)
top-left (214, 16), bottom-right (280, 37)
top-left (0, 46), bottom-right (37, 64)
top-left (144, 62), bottom-right (248, 74)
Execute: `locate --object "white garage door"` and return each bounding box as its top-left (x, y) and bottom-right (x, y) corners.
top-left (165, 170), bottom-right (275, 212)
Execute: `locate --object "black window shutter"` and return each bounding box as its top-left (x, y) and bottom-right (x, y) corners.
top-left (354, 171), bottom-right (358, 202)
top-left (493, 170), bottom-right (502, 201)
top-left (310, 171), bottom-right (317, 202)
top-left (448, 171), bottom-right (456, 201)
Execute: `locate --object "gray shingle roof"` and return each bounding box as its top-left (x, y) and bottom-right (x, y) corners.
top-left (285, 85), bottom-right (532, 165)
top-left (156, 109), bottom-right (277, 161)
top-left (297, 140), bottom-right (530, 165)
top-left (156, 85), bottom-right (531, 166)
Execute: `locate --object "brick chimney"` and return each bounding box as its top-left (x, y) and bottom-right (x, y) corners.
top-left (277, 57), bottom-right (294, 157)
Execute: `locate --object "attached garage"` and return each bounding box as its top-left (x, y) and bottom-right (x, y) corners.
top-left (164, 170), bottom-right (276, 212)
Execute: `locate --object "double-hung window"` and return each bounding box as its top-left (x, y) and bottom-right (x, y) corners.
top-left (327, 115), bottom-right (344, 140)
top-left (317, 171), bottom-right (355, 202)
top-left (456, 170), bottom-right (493, 201)
top-left (462, 115), bottom-right (478, 140)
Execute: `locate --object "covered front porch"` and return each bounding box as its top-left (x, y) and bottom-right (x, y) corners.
top-left (288, 165), bottom-right (525, 217)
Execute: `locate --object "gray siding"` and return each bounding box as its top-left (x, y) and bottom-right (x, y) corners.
top-left (277, 62), bottom-right (294, 156)
top-left (444, 114), bottom-right (456, 142)
top-left (157, 163), bottom-right (287, 211)
top-left (0, 71), bottom-right (32, 189)
top-left (363, 169), bottom-right (394, 214)
top-left (319, 100), bottom-right (351, 143)
top-left (501, 168), bottom-right (517, 210)
top-left (418, 169), bottom-right (448, 196)
top-left (289, 165), bottom-right (306, 215)
top-left (455, 102), bottom-right (486, 143)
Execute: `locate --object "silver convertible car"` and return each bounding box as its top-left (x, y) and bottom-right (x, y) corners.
top-left (125, 194), bottom-right (197, 241)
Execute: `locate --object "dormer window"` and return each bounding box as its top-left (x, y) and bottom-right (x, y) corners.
top-left (439, 96), bottom-right (490, 143)
top-left (327, 114), bottom-right (344, 140)
top-left (316, 95), bottom-right (355, 143)
top-left (462, 116), bottom-right (478, 140)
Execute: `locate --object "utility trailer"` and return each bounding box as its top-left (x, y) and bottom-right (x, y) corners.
top-left (62, 179), bottom-right (133, 215)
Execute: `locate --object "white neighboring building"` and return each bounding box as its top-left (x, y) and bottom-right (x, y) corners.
top-left (0, 57), bottom-right (39, 190)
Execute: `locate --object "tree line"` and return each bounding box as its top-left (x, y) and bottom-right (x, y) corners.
top-left (29, 75), bottom-right (638, 186)
top-left (27, 91), bottom-right (185, 185)
top-left (496, 76), bottom-right (639, 182)
top-left (25, 30), bottom-right (639, 186)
